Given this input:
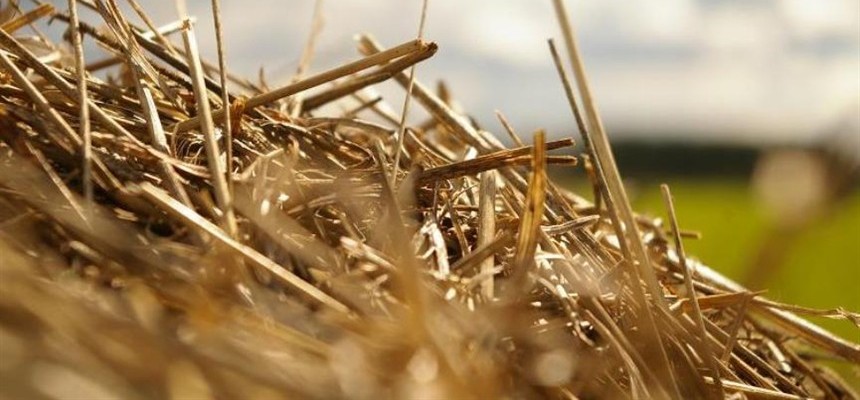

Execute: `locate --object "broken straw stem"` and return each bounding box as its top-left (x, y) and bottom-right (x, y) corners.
top-left (418, 138), bottom-right (574, 185)
top-left (171, 39), bottom-right (431, 133)
top-left (301, 43), bottom-right (437, 111)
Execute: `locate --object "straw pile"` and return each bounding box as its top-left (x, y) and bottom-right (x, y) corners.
top-left (0, 1), bottom-right (857, 399)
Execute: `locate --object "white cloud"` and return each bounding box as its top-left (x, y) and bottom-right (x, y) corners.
top-left (781, 0), bottom-right (860, 39)
top-left (49, 0), bottom-right (859, 145)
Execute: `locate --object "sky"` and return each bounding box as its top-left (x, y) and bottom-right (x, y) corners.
top-left (53, 0), bottom-right (860, 148)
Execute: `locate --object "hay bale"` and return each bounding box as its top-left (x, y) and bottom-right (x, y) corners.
top-left (0, 1), bottom-right (857, 399)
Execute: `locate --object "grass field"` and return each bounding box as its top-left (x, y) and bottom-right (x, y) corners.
top-left (562, 176), bottom-right (860, 386)
top-left (629, 180), bottom-right (860, 340)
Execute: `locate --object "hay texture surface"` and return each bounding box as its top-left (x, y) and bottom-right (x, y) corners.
top-left (0, 1), bottom-right (858, 399)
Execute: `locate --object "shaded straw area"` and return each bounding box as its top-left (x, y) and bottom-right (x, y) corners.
top-left (1, 1), bottom-right (858, 399)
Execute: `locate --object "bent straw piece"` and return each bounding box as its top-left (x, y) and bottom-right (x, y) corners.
top-left (135, 182), bottom-right (351, 315)
top-left (171, 39), bottom-right (430, 133)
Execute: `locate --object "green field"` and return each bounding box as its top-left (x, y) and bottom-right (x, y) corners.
top-left (629, 179), bottom-right (860, 340)
top-left (564, 177), bottom-right (860, 386)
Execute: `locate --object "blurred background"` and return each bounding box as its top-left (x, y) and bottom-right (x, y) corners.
top-left (49, 0), bottom-right (858, 347)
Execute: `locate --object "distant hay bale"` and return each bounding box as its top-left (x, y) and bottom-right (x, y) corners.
top-left (0, 1), bottom-right (857, 399)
